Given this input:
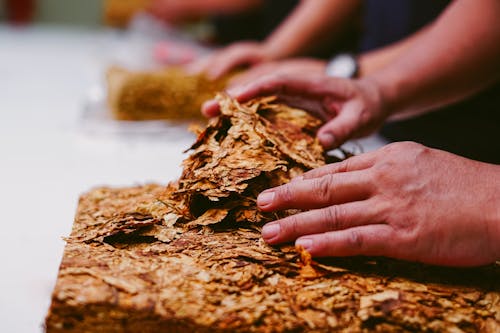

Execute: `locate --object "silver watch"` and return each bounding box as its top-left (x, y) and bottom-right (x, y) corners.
top-left (325, 53), bottom-right (359, 78)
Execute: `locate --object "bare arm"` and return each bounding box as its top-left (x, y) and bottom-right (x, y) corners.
top-left (178, 0), bottom-right (263, 16)
top-left (358, 25), bottom-right (432, 76)
top-left (148, 0), bottom-right (263, 23)
top-left (203, 0), bottom-right (500, 148)
top-left (262, 0), bottom-right (362, 59)
top-left (367, 0), bottom-right (500, 117)
top-left (189, 0), bottom-right (361, 78)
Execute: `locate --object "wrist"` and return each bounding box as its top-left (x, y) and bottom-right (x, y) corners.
top-left (261, 42), bottom-right (285, 61)
top-left (357, 52), bottom-right (388, 77)
top-left (356, 76), bottom-right (392, 120)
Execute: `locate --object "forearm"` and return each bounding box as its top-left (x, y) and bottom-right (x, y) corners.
top-left (263, 0), bottom-right (361, 59)
top-left (183, 0), bottom-right (263, 17)
top-left (365, 0), bottom-right (500, 117)
top-left (358, 25), bottom-right (431, 77)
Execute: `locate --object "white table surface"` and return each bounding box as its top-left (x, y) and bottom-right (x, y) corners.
top-left (0, 24), bottom-right (387, 333)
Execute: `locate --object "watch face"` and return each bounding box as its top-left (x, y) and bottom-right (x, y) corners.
top-left (325, 54), bottom-right (357, 78)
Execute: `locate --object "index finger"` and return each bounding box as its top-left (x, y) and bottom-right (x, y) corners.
top-left (298, 151), bottom-right (377, 181)
top-left (201, 74), bottom-right (323, 117)
top-left (227, 74), bottom-right (347, 104)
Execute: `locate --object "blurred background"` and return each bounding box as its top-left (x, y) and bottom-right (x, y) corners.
top-left (0, 0), bottom-right (102, 26)
top-left (0, 2), bottom-right (195, 332)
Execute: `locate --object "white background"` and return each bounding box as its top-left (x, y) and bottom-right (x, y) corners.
top-left (0, 24), bottom-right (386, 332)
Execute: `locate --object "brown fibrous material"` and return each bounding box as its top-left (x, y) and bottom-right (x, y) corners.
top-left (107, 67), bottom-right (228, 121)
top-left (45, 96), bottom-right (500, 332)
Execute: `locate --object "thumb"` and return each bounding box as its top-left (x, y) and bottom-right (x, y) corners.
top-left (201, 99), bottom-right (220, 118)
top-left (317, 109), bottom-right (359, 149)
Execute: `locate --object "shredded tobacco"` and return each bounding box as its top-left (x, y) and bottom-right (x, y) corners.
top-left (107, 67), bottom-right (228, 121)
top-left (46, 96), bottom-right (500, 332)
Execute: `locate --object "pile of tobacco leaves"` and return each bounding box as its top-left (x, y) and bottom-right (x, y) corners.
top-left (160, 94), bottom-right (343, 228)
top-left (48, 95), bottom-right (499, 332)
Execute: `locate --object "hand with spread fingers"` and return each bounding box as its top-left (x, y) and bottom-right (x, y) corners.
top-left (186, 42), bottom-right (273, 80)
top-left (227, 58), bottom-right (326, 87)
top-left (257, 142), bottom-right (500, 267)
top-left (202, 74), bottom-right (388, 150)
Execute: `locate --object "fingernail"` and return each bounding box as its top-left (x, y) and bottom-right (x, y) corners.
top-left (257, 191), bottom-right (275, 207)
top-left (262, 223), bottom-right (280, 240)
top-left (318, 132), bottom-right (335, 148)
top-left (296, 238), bottom-right (313, 251)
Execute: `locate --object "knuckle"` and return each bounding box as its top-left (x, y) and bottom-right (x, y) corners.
top-left (313, 176), bottom-right (333, 203)
top-left (348, 229), bottom-right (364, 251)
top-left (277, 184), bottom-right (294, 206)
top-left (336, 159), bottom-right (351, 173)
top-left (373, 198), bottom-right (391, 223)
top-left (375, 142), bottom-right (430, 181)
top-left (324, 205), bottom-right (344, 231)
top-left (382, 141), bottom-right (403, 154)
top-left (303, 164), bottom-right (331, 180)
top-left (373, 160), bottom-right (392, 178)
top-left (281, 215), bottom-right (300, 238)
top-left (384, 141), bottom-right (423, 154)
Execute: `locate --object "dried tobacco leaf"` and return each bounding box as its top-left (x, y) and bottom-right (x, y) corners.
top-left (107, 66), bottom-right (228, 121)
top-left (173, 94), bottom-right (325, 226)
top-left (46, 186), bottom-right (500, 333)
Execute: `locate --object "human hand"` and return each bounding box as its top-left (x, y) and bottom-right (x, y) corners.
top-left (202, 74), bottom-right (387, 149)
top-left (186, 41), bottom-right (273, 80)
top-left (257, 142), bottom-right (500, 267)
top-left (227, 58), bottom-right (326, 87)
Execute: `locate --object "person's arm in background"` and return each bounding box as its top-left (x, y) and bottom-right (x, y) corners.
top-left (367, 0), bottom-right (500, 118)
top-left (148, 0), bottom-right (263, 25)
top-left (261, 0), bottom-right (361, 61)
top-left (227, 25), bottom-right (432, 87)
top-left (357, 25), bottom-right (432, 77)
top-left (205, 0), bottom-right (500, 148)
top-left (189, 0), bottom-right (361, 79)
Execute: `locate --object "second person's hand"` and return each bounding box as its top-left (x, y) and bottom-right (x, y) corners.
top-left (203, 74), bottom-right (388, 149)
top-left (186, 41), bottom-right (274, 80)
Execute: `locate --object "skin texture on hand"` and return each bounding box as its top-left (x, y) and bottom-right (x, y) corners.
top-left (257, 142), bottom-right (500, 267)
top-left (202, 74), bottom-right (387, 150)
top-left (186, 42), bottom-right (272, 80)
top-left (228, 58), bottom-right (326, 87)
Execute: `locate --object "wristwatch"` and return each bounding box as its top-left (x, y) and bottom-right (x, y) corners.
top-left (325, 53), bottom-right (359, 78)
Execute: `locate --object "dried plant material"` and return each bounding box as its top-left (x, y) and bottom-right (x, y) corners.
top-left (172, 94), bottom-right (325, 226)
top-left (104, 0), bottom-right (150, 28)
top-left (297, 245), bottom-right (323, 279)
top-left (46, 97), bottom-right (500, 332)
top-left (107, 67), bottom-right (228, 121)
top-left (45, 185), bottom-right (500, 332)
